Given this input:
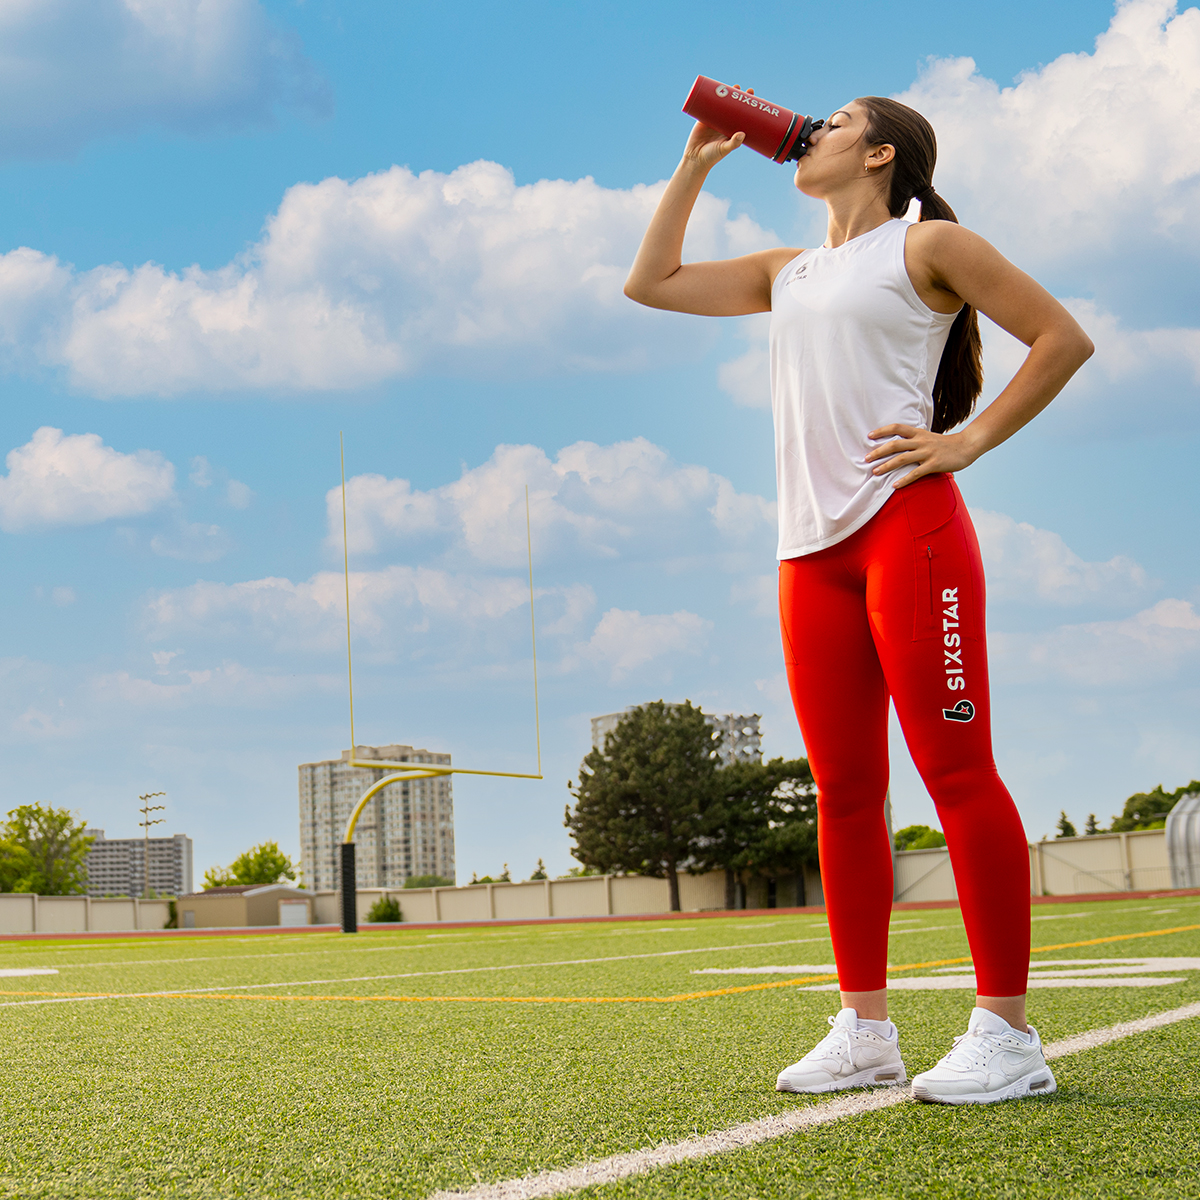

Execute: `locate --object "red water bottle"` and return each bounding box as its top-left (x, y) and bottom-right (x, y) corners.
top-left (682, 76), bottom-right (823, 163)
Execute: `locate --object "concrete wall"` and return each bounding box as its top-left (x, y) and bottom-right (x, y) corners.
top-left (894, 847), bottom-right (959, 903)
top-left (1030, 829), bottom-right (1170, 895)
top-left (1, 830), bottom-right (1173, 933)
top-left (348, 832), bottom-right (1170, 924)
top-left (343, 869), bottom-right (803, 925)
top-left (893, 829), bottom-right (1171, 903)
top-left (0, 894), bottom-right (172, 934)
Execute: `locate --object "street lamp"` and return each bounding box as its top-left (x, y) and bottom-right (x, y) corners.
top-left (138, 792), bottom-right (166, 899)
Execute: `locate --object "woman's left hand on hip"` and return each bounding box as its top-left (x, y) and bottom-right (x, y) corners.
top-left (865, 424), bottom-right (979, 488)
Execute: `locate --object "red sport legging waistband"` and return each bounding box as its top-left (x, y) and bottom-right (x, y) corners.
top-left (779, 473), bottom-right (1030, 997)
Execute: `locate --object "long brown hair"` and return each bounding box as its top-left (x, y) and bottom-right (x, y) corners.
top-left (858, 96), bottom-right (982, 433)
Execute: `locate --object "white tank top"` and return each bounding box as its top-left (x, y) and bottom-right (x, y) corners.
top-left (769, 218), bottom-right (959, 558)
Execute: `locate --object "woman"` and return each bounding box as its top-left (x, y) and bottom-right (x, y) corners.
top-left (625, 95), bottom-right (1093, 1104)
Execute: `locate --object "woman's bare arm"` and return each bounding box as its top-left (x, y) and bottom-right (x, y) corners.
top-left (624, 122), bottom-right (798, 316)
top-left (867, 222), bottom-right (1094, 486)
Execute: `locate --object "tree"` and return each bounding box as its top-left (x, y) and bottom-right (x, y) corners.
top-left (566, 700), bottom-right (720, 911)
top-left (1109, 780), bottom-right (1200, 832)
top-left (404, 874), bottom-right (453, 889)
top-left (697, 758), bottom-right (817, 908)
top-left (367, 895), bottom-right (401, 922)
top-left (1055, 812), bottom-right (1078, 839)
top-left (1084, 813), bottom-right (1102, 836)
top-left (894, 824), bottom-right (947, 851)
top-left (527, 858), bottom-right (549, 881)
top-left (203, 841), bottom-right (295, 889)
top-left (470, 864), bottom-right (511, 884)
top-left (0, 805), bottom-right (94, 895)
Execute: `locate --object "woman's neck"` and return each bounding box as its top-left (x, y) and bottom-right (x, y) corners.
top-left (822, 193), bottom-right (895, 248)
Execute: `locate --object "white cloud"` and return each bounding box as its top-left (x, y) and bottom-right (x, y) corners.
top-left (976, 299), bottom-right (1200, 430)
top-left (331, 438), bottom-right (776, 566)
top-left (152, 650), bottom-right (179, 675)
top-left (146, 566), bottom-right (541, 652)
top-left (13, 706), bottom-right (78, 739)
top-left (730, 574), bottom-right (776, 618)
top-left (226, 480), bottom-right (254, 509)
top-left (189, 456), bottom-right (212, 487)
top-left (0, 163), bottom-right (776, 396)
top-left (992, 597), bottom-right (1200, 687)
top-left (0, 0), bottom-right (328, 158)
top-left (90, 661), bottom-right (334, 708)
top-left (717, 314), bottom-right (772, 409)
top-left (149, 520), bottom-right (230, 562)
top-left (51, 586), bottom-right (76, 607)
top-left (574, 608), bottom-right (712, 682)
top-left (0, 426), bottom-right (175, 531)
top-left (896, 0), bottom-right (1200, 274)
top-left (971, 509), bottom-right (1153, 606)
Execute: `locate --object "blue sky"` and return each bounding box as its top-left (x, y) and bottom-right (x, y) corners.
top-left (1, 0), bottom-right (1197, 885)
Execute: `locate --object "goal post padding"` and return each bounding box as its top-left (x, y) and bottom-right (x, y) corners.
top-left (339, 842), bottom-right (357, 933)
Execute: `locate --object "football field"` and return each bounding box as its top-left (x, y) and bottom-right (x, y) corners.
top-left (2, 897), bottom-right (1199, 1199)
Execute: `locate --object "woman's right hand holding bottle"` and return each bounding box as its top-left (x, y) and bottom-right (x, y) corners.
top-left (682, 87), bottom-right (751, 170)
top-left (683, 121), bottom-right (745, 170)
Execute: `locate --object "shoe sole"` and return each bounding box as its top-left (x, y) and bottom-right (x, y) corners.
top-left (776, 1064), bottom-right (908, 1094)
top-left (911, 1065), bottom-right (1057, 1106)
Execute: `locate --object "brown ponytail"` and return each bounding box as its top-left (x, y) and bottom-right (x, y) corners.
top-left (858, 96), bottom-right (983, 433)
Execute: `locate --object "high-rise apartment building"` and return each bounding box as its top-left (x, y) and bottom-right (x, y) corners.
top-left (84, 830), bottom-right (193, 898)
top-left (590, 707), bottom-right (762, 766)
top-left (298, 744), bottom-right (456, 892)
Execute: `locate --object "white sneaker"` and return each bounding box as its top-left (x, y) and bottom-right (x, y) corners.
top-left (912, 1006), bottom-right (1057, 1105)
top-left (776, 1008), bottom-right (907, 1094)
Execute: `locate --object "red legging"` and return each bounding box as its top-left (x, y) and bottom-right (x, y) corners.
top-left (779, 473), bottom-right (1030, 997)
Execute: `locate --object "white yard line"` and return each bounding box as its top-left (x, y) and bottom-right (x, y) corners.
top-left (428, 1001), bottom-right (1200, 1200)
top-left (2, 922), bottom-right (834, 973)
top-left (2, 924), bottom-right (966, 1004)
top-left (0, 936), bottom-right (847, 1007)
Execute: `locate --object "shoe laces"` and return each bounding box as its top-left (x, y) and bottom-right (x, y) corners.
top-left (810, 1014), bottom-right (857, 1061)
top-left (940, 1029), bottom-right (991, 1071)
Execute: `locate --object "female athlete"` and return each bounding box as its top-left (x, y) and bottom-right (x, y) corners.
top-left (624, 95), bottom-right (1093, 1104)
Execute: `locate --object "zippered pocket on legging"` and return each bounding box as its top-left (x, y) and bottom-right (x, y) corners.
top-left (913, 540), bottom-right (939, 640)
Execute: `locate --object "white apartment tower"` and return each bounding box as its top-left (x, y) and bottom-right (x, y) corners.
top-left (591, 708), bottom-right (762, 766)
top-left (84, 830), bottom-right (193, 898)
top-left (298, 744), bottom-right (455, 891)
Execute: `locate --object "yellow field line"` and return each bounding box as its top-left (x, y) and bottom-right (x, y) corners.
top-left (3, 923), bottom-right (1196, 1007)
top-left (1029, 924), bottom-right (1200, 954)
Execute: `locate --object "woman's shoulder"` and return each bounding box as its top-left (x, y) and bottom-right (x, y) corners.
top-left (764, 246), bottom-right (806, 288)
top-left (904, 221), bottom-right (1003, 282)
top-left (904, 220), bottom-right (985, 254)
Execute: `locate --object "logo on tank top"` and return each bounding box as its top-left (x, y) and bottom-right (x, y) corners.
top-left (793, 262), bottom-right (809, 282)
top-left (942, 699), bottom-right (975, 723)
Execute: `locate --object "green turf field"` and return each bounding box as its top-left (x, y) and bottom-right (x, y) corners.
top-left (1, 897), bottom-right (1199, 1200)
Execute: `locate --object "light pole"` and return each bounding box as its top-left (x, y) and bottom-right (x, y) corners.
top-left (138, 792), bottom-right (166, 899)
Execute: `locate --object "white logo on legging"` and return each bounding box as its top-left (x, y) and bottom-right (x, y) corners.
top-left (941, 587), bottom-right (965, 691)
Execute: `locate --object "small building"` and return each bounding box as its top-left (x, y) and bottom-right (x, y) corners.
top-left (85, 830), bottom-right (193, 898)
top-left (176, 884), bottom-right (313, 929)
